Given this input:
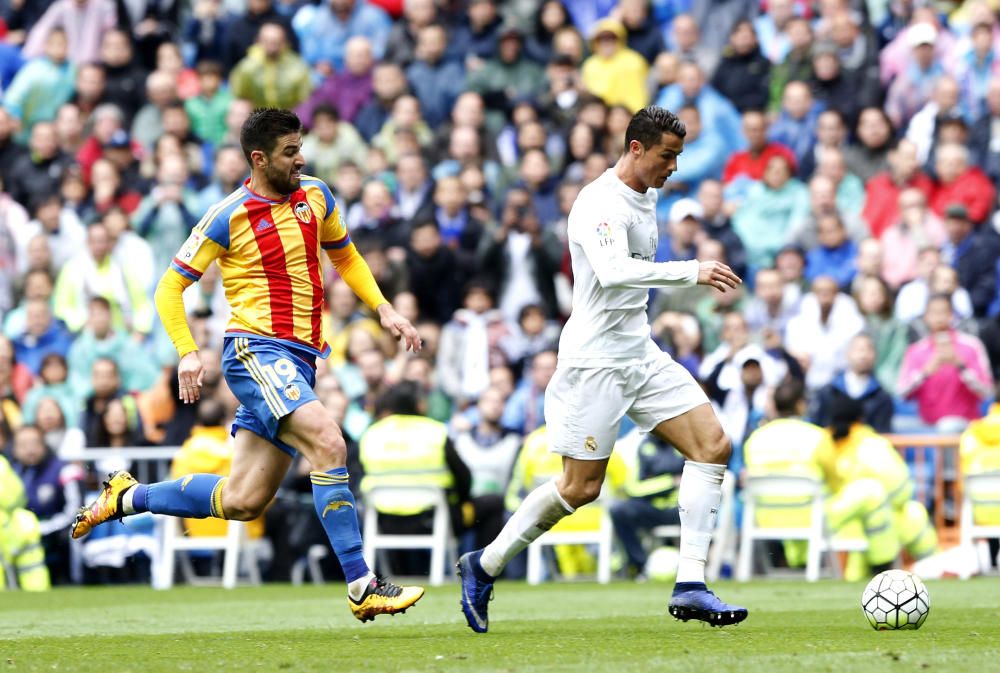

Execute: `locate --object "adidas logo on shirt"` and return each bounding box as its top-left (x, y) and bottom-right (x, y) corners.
top-left (255, 219), bottom-right (274, 232)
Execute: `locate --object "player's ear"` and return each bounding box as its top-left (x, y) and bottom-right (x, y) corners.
top-left (628, 139), bottom-right (643, 157)
top-left (250, 149), bottom-right (266, 168)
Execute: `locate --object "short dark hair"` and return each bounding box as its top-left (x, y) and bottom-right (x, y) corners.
top-left (926, 293), bottom-right (953, 311)
top-left (239, 108), bottom-right (302, 163)
top-left (311, 104), bottom-right (339, 123)
top-left (196, 398), bottom-right (226, 427)
top-left (773, 376), bottom-right (805, 417)
top-left (374, 381), bottom-right (422, 417)
top-left (624, 105), bottom-right (686, 154)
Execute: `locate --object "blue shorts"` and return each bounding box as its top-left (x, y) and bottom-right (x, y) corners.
top-left (222, 335), bottom-right (318, 456)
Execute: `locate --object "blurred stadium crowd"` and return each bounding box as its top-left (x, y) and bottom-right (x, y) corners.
top-left (2, 0), bottom-right (1000, 587)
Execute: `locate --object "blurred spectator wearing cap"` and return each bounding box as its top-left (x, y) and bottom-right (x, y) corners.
top-left (581, 18), bottom-right (648, 113)
top-left (898, 294), bottom-right (994, 428)
top-left (657, 198), bottom-right (701, 265)
top-left (786, 275), bottom-right (865, 391)
top-left (905, 75), bottom-right (963, 167)
top-left (294, 0), bottom-right (391, 75)
top-left (297, 37), bottom-right (374, 127)
top-left (657, 61), bottom-right (743, 155)
top-left (940, 202), bottom-right (1000, 318)
top-left (930, 143), bottom-right (995, 225)
top-left (98, 29), bottom-right (147, 126)
top-left (879, 188), bottom-right (946, 289)
top-left (230, 22), bottom-right (313, 110)
top-left (711, 19), bottom-right (770, 113)
top-left (885, 22), bottom-right (944, 130)
top-left (22, 0), bottom-right (116, 66)
top-left (733, 153), bottom-right (809, 270)
top-left (3, 27), bottom-right (74, 138)
top-left (768, 80), bottom-right (822, 167)
top-left (53, 222), bottom-right (153, 338)
top-left (467, 21), bottom-right (544, 129)
top-left (184, 60), bottom-right (232, 148)
top-left (405, 23), bottom-right (466, 128)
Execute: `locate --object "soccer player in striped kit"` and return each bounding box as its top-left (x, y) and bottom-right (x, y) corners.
top-left (72, 109), bottom-right (424, 622)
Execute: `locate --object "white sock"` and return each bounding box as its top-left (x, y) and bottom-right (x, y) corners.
top-left (676, 461), bottom-right (725, 584)
top-left (480, 479), bottom-right (574, 577)
top-left (348, 571), bottom-right (376, 601)
top-left (121, 485), bottom-right (137, 515)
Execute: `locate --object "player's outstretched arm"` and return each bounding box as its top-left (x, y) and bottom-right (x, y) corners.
top-left (696, 260), bottom-right (742, 292)
top-left (154, 269), bottom-right (204, 404)
top-left (580, 217), bottom-right (701, 290)
top-left (326, 243), bottom-right (421, 352)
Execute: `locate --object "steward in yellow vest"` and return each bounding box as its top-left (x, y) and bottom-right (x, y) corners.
top-left (358, 382), bottom-right (471, 575)
top-left (743, 378), bottom-right (900, 580)
top-left (960, 402), bottom-right (1000, 527)
top-left (0, 454), bottom-right (50, 591)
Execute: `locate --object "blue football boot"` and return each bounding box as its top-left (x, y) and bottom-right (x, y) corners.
top-left (456, 551), bottom-right (494, 633)
top-left (668, 582), bottom-right (748, 626)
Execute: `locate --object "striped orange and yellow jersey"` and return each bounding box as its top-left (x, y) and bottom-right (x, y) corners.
top-left (169, 176), bottom-right (352, 358)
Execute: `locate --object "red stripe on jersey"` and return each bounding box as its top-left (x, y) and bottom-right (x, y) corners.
top-left (171, 257), bottom-right (202, 279)
top-left (245, 199), bottom-right (296, 339)
top-left (293, 196), bottom-right (324, 347)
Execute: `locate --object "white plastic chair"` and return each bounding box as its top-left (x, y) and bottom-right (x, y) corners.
top-left (960, 472), bottom-right (1000, 579)
top-left (650, 470), bottom-right (736, 582)
top-left (154, 516), bottom-right (260, 590)
top-left (361, 485), bottom-right (455, 586)
top-left (527, 504), bottom-right (614, 585)
top-left (737, 474), bottom-right (866, 582)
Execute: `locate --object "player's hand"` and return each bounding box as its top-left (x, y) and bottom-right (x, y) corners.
top-left (177, 351), bottom-right (205, 405)
top-left (697, 260), bottom-right (742, 292)
top-left (377, 304), bottom-right (422, 352)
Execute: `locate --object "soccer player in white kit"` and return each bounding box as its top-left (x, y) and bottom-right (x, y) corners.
top-left (457, 106), bottom-right (748, 632)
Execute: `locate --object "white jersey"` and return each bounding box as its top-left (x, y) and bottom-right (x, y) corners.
top-left (557, 169), bottom-right (699, 367)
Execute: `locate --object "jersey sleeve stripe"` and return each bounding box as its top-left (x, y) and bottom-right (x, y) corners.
top-left (321, 233), bottom-right (351, 250)
top-left (170, 258), bottom-right (202, 281)
top-left (195, 188), bottom-right (247, 249)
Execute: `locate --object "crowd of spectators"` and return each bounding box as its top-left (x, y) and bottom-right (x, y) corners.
top-left (3, 0), bottom-right (1000, 584)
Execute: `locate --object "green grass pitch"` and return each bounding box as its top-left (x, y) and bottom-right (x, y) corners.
top-left (2, 579), bottom-right (999, 672)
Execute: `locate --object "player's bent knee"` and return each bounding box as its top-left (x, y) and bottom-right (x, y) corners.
top-left (692, 429), bottom-right (731, 465)
top-left (221, 487), bottom-right (270, 521)
top-left (558, 478), bottom-right (602, 509)
top-left (306, 428), bottom-right (347, 469)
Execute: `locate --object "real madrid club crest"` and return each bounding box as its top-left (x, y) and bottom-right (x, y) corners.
top-left (584, 436), bottom-right (598, 452)
top-left (284, 383), bottom-right (301, 401)
top-left (293, 200), bottom-right (312, 223)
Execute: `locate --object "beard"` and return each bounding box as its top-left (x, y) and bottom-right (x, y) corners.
top-left (265, 163), bottom-right (300, 195)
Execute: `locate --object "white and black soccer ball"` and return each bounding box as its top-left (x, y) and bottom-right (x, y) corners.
top-left (861, 569), bottom-right (930, 630)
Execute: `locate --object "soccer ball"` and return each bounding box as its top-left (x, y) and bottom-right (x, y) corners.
top-left (861, 569), bottom-right (930, 630)
top-left (644, 546), bottom-right (679, 582)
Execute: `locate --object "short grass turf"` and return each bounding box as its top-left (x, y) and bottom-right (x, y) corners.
top-left (2, 578), bottom-right (999, 673)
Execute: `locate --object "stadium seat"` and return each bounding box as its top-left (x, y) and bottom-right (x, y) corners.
top-left (154, 516), bottom-right (261, 590)
top-left (959, 472), bottom-right (1000, 579)
top-left (737, 475), bottom-right (867, 582)
top-left (361, 485), bottom-right (456, 586)
top-left (650, 470), bottom-right (737, 582)
top-left (526, 503), bottom-right (614, 585)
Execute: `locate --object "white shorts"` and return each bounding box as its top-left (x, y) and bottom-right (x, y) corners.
top-left (544, 352), bottom-right (710, 460)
